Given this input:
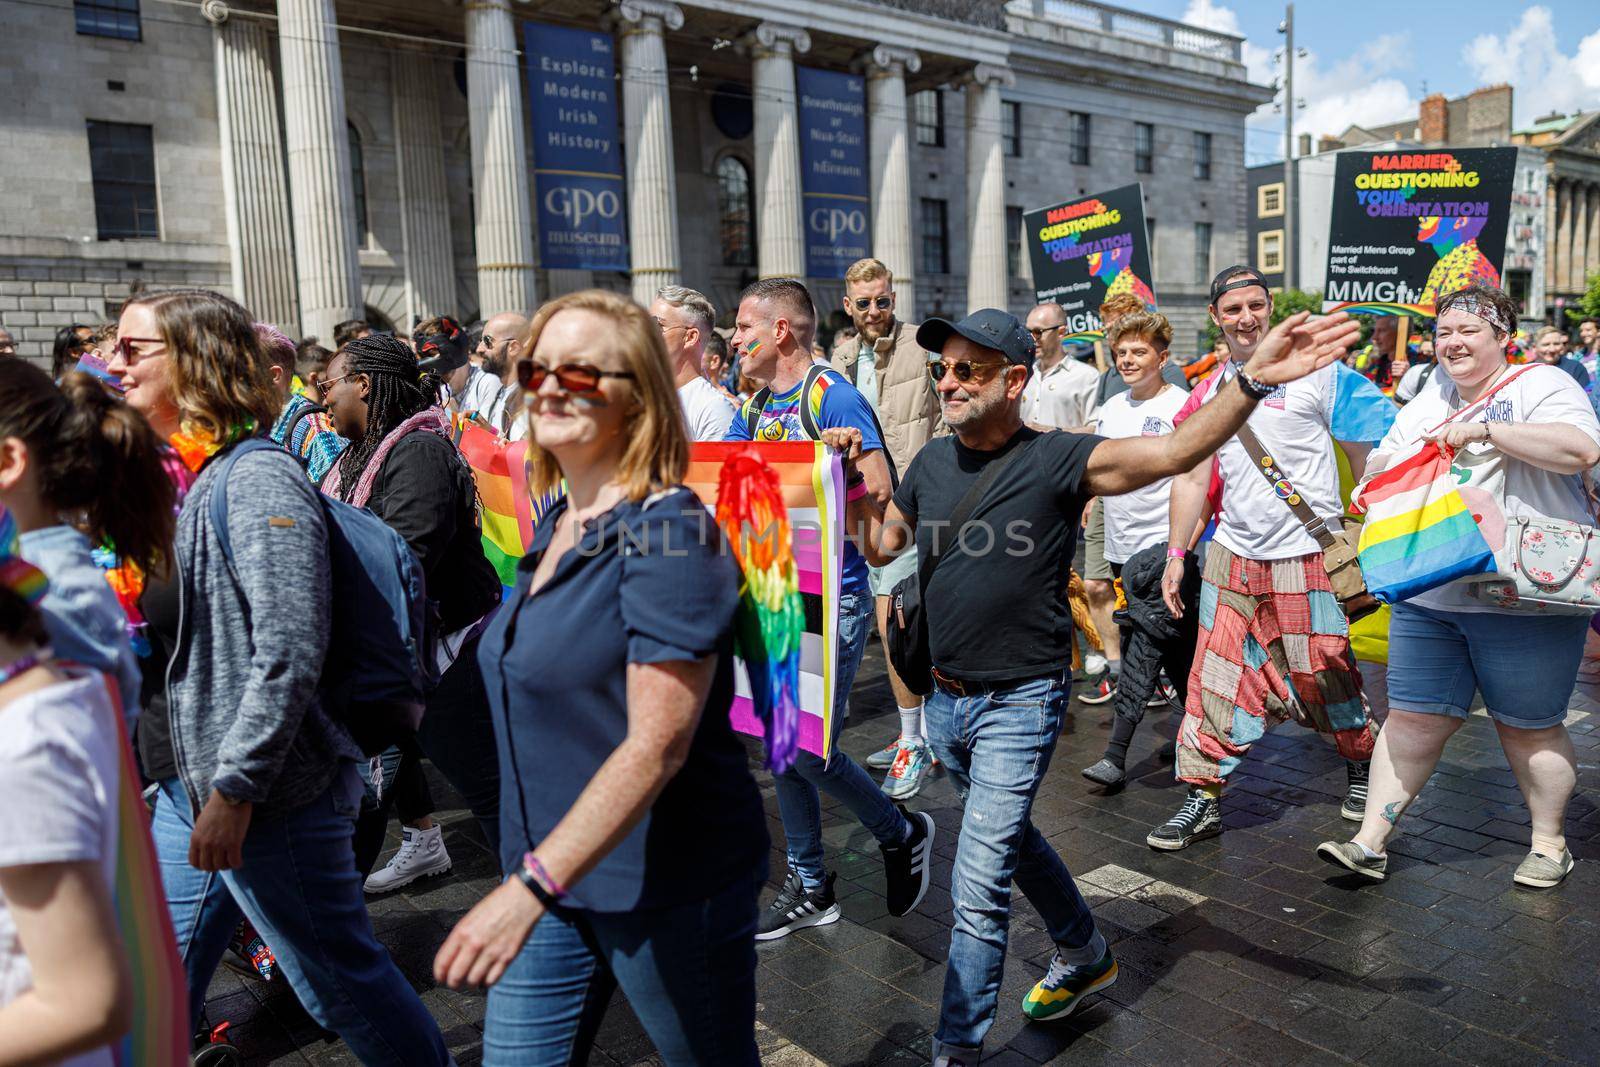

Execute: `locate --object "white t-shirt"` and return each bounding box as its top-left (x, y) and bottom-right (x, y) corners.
top-left (1182, 362), bottom-right (1343, 560)
top-left (0, 669), bottom-right (121, 1067)
top-left (1023, 356), bottom-right (1100, 430)
top-left (678, 376), bottom-right (738, 441)
top-left (1094, 383), bottom-right (1190, 563)
top-left (1373, 362), bottom-right (1600, 613)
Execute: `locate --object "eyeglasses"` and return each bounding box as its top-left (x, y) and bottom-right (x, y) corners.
top-left (852, 296), bottom-right (893, 312)
top-left (928, 358), bottom-right (1007, 384)
top-left (1026, 326), bottom-right (1062, 338)
top-left (653, 319), bottom-right (689, 334)
top-left (516, 360), bottom-right (637, 393)
top-left (479, 334), bottom-right (496, 350)
top-left (316, 372), bottom-right (356, 399)
top-left (112, 336), bottom-right (165, 365)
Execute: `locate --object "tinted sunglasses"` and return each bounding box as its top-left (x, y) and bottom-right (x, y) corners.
top-left (112, 335), bottom-right (164, 364)
top-left (516, 360), bottom-right (637, 393)
top-left (852, 296), bottom-right (893, 311)
top-left (928, 358), bottom-right (1007, 384)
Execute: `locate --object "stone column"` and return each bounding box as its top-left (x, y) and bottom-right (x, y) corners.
top-left (466, 0), bottom-right (537, 317)
top-left (748, 22), bottom-right (810, 280)
top-left (206, 3), bottom-right (299, 331)
top-left (1545, 174), bottom-right (1560, 302)
top-left (390, 48), bottom-right (456, 326)
top-left (277, 0), bottom-right (362, 341)
top-left (964, 63), bottom-right (1012, 314)
top-left (863, 44), bottom-right (920, 315)
top-left (616, 1), bottom-right (683, 306)
top-left (1556, 179), bottom-right (1575, 296)
top-left (1588, 184), bottom-right (1600, 291)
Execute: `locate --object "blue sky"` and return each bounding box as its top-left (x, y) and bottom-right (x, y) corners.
top-left (1118, 1), bottom-right (1600, 163)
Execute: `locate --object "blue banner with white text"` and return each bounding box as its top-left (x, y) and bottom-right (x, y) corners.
top-left (523, 22), bottom-right (628, 271)
top-left (797, 67), bottom-right (869, 279)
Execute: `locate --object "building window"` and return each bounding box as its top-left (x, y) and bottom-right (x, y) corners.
top-left (1257, 182), bottom-right (1284, 218)
top-left (348, 123), bottom-right (369, 243)
top-left (1258, 229), bottom-right (1283, 273)
top-left (1193, 221), bottom-right (1213, 285)
top-left (1002, 101), bottom-right (1022, 158)
top-left (920, 198), bottom-right (949, 275)
top-left (716, 156), bottom-right (754, 266)
top-left (1069, 111), bottom-right (1090, 166)
top-left (86, 120), bottom-right (158, 240)
top-left (1006, 205), bottom-right (1024, 278)
top-left (75, 0), bottom-right (140, 40)
top-left (914, 90), bottom-right (944, 148)
top-left (1194, 131), bottom-right (1212, 181)
top-left (1134, 122), bottom-right (1153, 174)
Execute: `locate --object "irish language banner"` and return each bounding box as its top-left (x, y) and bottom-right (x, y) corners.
top-left (1023, 183), bottom-right (1155, 342)
top-left (797, 67), bottom-right (869, 279)
top-left (1322, 147), bottom-right (1516, 316)
top-left (523, 22), bottom-right (628, 271)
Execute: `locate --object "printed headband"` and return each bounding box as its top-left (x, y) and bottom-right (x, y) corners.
top-left (0, 507), bottom-right (48, 606)
top-left (1439, 294), bottom-right (1510, 335)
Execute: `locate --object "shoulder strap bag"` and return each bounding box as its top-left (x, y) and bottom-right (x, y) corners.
top-left (885, 435), bottom-right (1036, 693)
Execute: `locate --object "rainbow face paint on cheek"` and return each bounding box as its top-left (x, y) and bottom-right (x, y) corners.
top-left (744, 339), bottom-right (763, 359)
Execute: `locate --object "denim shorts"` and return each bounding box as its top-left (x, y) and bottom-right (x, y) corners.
top-left (1386, 600), bottom-right (1590, 729)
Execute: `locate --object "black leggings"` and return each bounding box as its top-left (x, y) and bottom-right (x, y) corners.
top-left (1104, 556), bottom-right (1201, 766)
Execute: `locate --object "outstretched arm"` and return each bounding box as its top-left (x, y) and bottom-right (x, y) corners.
top-left (1082, 311), bottom-right (1360, 498)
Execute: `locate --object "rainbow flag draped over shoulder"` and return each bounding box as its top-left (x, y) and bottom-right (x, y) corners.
top-left (685, 442), bottom-right (844, 760)
top-left (452, 419), bottom-right (560, 597)
top-left (1353, 439), bottom-right (1497, 604)
top-left (100, 673), bottom-right (188, 1066)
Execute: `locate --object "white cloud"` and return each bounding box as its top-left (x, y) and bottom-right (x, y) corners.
top-left (1463, 6), bottom-right (1600, 127)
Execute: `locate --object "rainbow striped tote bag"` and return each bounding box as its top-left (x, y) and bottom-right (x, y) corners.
top-left (1354, 439), bottom-right (1497, 602)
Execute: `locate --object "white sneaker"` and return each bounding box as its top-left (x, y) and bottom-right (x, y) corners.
top-left (1084, 652), bottom-right (1109, 676)
top-left (364, 824), bottom-right (452, 894)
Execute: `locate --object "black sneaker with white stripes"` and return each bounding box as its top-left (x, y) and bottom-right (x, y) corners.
top-left (1146, 788), bottom-right (1222, 850)
top-left (881, 806), bottom-right (936, 917)
top-left (1341, 760), bottom-right (1370, 822)
top-left (756, 868), bottom-right (840, 941)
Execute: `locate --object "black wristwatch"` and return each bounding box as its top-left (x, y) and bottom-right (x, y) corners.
top-left (1234, 368), bottom-right (1275, 401)
top-left (514, 862), bottom-right (559, 908)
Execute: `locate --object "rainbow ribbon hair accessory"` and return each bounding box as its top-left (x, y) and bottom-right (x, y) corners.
top-left (0, 506), bottom-right (47, 606)
top-left (713, 447), bottom-right (805, 772)
top-left (1353, 439), bottom-right (1497, 603)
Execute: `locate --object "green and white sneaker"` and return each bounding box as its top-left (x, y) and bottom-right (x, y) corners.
top-left (882, 742), bottom-right (933, 800)
top-left (865, 736), bottom-right (902, 769)
top-left (1513, 849), bottom-right (1574, 889)
top-left (1316, 840), bottom-right (1387, 882)
top-left (1021, 949), bottom-right (1118, 1022)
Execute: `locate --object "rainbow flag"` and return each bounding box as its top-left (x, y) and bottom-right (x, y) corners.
top-left (1354, 440), bottom-right (1496, 603)
top-left (101, 673), bottom-right (188, 1066)
top-left (686, 442), bottom-right (843, 759)
top-left (452, 420), bottom-right (561, 597)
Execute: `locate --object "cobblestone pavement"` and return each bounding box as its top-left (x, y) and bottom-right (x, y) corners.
top-left (212, 642), bottom-right (1600, 1066)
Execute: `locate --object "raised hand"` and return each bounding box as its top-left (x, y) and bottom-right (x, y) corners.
top-left (1240, 311), bottom-right (1362, 386)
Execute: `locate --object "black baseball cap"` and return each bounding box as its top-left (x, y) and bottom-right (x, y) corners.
top-left (917, 308), bottom-right (1037, 370)
top-left (1209, 265), bottom-right (1270, 306)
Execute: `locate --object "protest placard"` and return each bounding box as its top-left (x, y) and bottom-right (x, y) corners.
top-left (1322, 147), bottom-right (1517, 316)
top-left (1023, 183), bottom-right (1155, 342)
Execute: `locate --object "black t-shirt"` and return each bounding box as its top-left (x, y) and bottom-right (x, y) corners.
top-left (892, 426), bottom-right (1102, 680)
top-left (134, 564), bottom-right (182, 781)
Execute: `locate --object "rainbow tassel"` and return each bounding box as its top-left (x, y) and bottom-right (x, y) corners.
top-left (715, 448), bottom-right (804, 772)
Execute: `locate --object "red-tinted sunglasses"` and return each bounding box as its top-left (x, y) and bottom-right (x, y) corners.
top-left (516, 360), bottom-right (636, 393)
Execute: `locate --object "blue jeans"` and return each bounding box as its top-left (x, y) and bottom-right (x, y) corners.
top-left (924, 672), bottom-right (1101, 1051)
top-left (152, 768), bottom-right (449, 1064)
top-left (483, 873), bottom-right (761, 1066)
top-left (773, 590), bottom-right (908, 890)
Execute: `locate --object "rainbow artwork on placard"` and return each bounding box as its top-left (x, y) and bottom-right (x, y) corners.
top-left (685, 441), bottom-right (843, 760)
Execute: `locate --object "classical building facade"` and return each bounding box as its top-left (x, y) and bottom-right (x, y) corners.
top-left (0, 0), bottom-right (1265, 361)
top-left (1512, 111), bottom-right (1600, 321)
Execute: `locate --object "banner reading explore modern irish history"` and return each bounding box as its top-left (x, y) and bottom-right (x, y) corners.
top-left (797, 67), bottom-right (869, 279)
top-left (523, 22), bottom-right (628, 271)
top-left (1023, 183), bottom-right (1155, 342)
top-left (1322, 147), bottom-right (1516, 316)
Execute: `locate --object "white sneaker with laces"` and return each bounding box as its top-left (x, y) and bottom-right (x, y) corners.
top-left (364, 824), bottom-right (452, 894)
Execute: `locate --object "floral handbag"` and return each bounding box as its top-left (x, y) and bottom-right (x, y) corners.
top-left (1467, 509), bottom-right (1600, 614)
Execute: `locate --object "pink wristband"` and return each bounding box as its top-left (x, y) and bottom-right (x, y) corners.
top-left (847, 480), bottom-right (868, 502)
top-left (523, 853), bottom-right (567, 900)
top-left (1166, 547), bottom-right (1187, 559)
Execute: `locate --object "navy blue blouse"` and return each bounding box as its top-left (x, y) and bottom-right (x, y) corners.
top-left (478, 487), bottom-right (769, 912)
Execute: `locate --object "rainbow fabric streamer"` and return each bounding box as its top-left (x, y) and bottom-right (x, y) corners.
top-left (453, 420), bottom-right (538, 596)
top-left (685, 442), bottom-right (843, 761)
top-left (1353, 440), bottom-right (1496, 603)
top-left (98, 672), bottom-right (189, 1066)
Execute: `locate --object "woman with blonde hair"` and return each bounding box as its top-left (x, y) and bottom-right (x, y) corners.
top-left (113, 289), bottom-right (450, 1063)
top-left (435, 290), bottom-right (767, 1065)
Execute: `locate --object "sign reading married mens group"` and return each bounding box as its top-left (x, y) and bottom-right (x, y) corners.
top-left (1023, 183), bottom-right (1155, 342)
top-left (796, 67), bottom-right (869, 279)
top-left (1322, 147), bottom-right (1516, 316)
top-left (522, 22), bottom-right (628, 271)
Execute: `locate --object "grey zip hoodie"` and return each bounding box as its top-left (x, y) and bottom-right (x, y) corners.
top-left (167, 443), bottom-right (361, 814)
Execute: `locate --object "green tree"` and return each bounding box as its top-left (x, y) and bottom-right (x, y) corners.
top-left (1564, 271), bottom-right (1600, 327)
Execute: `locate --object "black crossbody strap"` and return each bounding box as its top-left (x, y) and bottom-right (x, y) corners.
top-left (917, 436), bottom-right (1036, 591)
